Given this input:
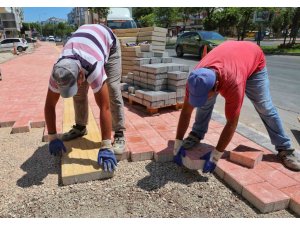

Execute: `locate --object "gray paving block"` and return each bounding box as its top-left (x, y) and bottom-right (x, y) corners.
top-left (147, 84), bottom-right (167, 91)
top-left (147, 78), bottom-right (167, 86)
top-left (134, 58), bottom-right (151, 66)
top-left (143, 99), bottom-right (165, 108)
top-left (140, 77), bottom-right (148, 83)
top-left (161, 57), bottom-right (173, 63)
top-left (127, 72), bottom-right (134, 79)
top-left (129, 94), bottom-right (143, 105)
top-left (134, 80), bottom-right (141, 87)
top-left (133, 75), bottom-right (141, 81)
top-left (125, 78), bottom-right (133, 85)
top-left (167, 84), bottom-right (185, 92)
top-left (167, 79), bottom-right (187, 86)
top-left (147, 73), bottom-right (168, 80)
top-left (135, 89), bottom-right (150, 99)
top-left (140, 44), bottom-right (152, 52)
top-left (121, 76), bottom-right (128, 83)
top-left (183, 65), bottom-right (190, 72)
top-left (165, 98), bottom-right (176, 106)
top-left (122, 91), bottom-right (129, 98)
top-left (140, 72), bottom-right (148, 78)
top-left (164, 91), bottom-right (176, 99)
top-left (140, 63), bottom-right (169, 74)
top-left (143, 91), bottom-right (169, 102)
top-left (128, 86), bottom-right (136, 94)
top-left (167, 71), bottom-right (188, 80)
top-left (153, 51), bottom-right (169, 57)
top-left (120, 83), bottom-right (129, 91)
top-left (137, 52), bottom-right (154, 58)
top-left (133, 70), bottom-right (140, 76)
top-left (150, 57), bottom-right (162, 64)
top-left (140, 82), bottom-right (148, 89)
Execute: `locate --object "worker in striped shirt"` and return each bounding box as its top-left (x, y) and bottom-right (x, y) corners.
top-left (44, 24), bottom-right (126, 172)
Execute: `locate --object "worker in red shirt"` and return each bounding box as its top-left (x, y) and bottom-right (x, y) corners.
top-left (174, 41), bottom-right (300, 172)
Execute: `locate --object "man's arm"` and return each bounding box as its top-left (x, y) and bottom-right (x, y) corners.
top-left (44, 88), bottom-right (60, 134)
top-left (94, 82), bottom-right (112, 140)
top-left (176, 97), bottom-right (194, 140)
top-left (216, 115), bottom-right (239, 152)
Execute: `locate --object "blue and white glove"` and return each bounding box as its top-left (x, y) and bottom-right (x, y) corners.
top-left (48, 134), bottom-right (66, 156)
top-left (173, 139), bottom-right (186, 166)
top-left (200, 148), bottom-right (223, 173)
top-left (98, 140), bottom-right (117, 172)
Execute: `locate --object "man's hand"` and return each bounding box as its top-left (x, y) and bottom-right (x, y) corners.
top-left (98, 148), bottom-right (117, 172)
top-left (49, 138), bottom-right (67, 156)
top-left (98, 139), bottom-right (117, 172)
top-left (200, 148), bottom-right (223, 173)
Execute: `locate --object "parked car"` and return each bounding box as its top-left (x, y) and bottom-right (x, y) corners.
top-left (175, 31), bottom-right (226, 58)
top-left (0, 38), bottom-right (28, 52)
top-left (48, 36), bottom-right (55, 41)
top-left (40, 36), bottom-right (47, 41)
top-left (55, 37), bottom-right (62, 42)
top-left (25, 37), bottom-right (37, 43)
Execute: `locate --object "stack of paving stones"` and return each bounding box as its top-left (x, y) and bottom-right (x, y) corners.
top-left (114, 26), bottom-right (168, 53)
top-left (120, 43), bottom-right (190, 113)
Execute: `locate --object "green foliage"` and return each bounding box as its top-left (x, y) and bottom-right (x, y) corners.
top-left (133, 7), bottom-right (153, 20)
top-left (88, 7), bottom-right (110, 20)
top-left (139, 13), bottom-right (155, 27)
top-left (153, 8), bottom-right (179, 28)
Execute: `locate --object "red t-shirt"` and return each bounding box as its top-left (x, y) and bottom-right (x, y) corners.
top-left (185, 41), bottom-right (266, 120)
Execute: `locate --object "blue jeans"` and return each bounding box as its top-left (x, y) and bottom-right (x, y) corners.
top-left (191, 67), bottom-right (291, 151)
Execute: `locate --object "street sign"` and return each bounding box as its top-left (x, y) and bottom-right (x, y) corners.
top-left (253, 11), bottom-right (270, 23)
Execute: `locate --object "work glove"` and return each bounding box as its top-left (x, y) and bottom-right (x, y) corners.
top-left (98, 140), bottom-right (117, 172)
top-left (173, 139), bottom-right (186, 166)
top-left (48, 135), bottom-right (67, 156)
top-left (200, 148), bottom-right (223, 173)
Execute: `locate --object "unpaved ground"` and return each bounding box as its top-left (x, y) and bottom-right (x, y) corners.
top-left (0, 127), bottom-right (296, 218)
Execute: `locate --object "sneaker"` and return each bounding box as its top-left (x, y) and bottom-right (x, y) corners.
top-left (182, 131), bottom-right (200, 149)
top-left (277, 149), bottom-right (300, 171)
top-left (113, 132), bottom-right (126, 154)
top-left (61, 125), bottom-right (87, 141)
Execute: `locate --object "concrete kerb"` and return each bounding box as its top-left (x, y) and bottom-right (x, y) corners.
top-left (211, 111), bottom-right (276, 154)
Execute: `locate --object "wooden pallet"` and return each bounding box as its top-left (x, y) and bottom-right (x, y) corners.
top-left (123, 94), bottom-right (183, 114)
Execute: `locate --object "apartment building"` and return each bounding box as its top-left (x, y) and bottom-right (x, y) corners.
top-left (0, 7), bottom-right (23, 39)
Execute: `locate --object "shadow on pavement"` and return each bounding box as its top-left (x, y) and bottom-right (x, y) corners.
top-left (291, 129), bottom-right (300, 146)
top-left (16, 144), bottom-right (61, 188)
top-left (137, 161), bottom-right (208, 191)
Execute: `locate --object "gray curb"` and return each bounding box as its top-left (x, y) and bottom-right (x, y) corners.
top-left (211, 111), bottom-right (277, 154)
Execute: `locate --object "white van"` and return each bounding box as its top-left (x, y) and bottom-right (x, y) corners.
top-left (107, 7), bottom-right (137, 29)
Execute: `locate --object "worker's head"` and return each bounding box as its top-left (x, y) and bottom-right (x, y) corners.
top-left (187, 68), bottom-right (218, 107)
top-left (52, 58), bottom-right (84, 98)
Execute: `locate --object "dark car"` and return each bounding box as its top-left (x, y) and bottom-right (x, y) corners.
top-left (25, 37), bottom-right (37, 43)
top-left (175, 31), bottom-right (226, 58)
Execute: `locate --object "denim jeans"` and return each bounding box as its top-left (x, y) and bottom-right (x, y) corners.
top-left (73, 39), bottom-right (126, 132)
top-left (191, 67), bottom-right (291, 151)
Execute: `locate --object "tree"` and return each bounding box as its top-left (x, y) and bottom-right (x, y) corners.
top-left (139, 13), bottom-right (155, 27)
top-left (202, 7), bottom-right (218, 30)
top-left (132, 7), bottom-right (153, 21)
top-left (281, 8), bottom-right (294, 45)
top-left (213, 8), bottom-right (239, 36)
top-left (236, 8), bottom-right (256, 40)
top-left (289, 7), bottom-right (300, 44)
top-left (88, 7), bottom-right (110, 23)
top-left (153, 8), bottom-right (179, 28)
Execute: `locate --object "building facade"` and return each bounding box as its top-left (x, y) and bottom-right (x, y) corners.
top-left (0, 7), bottom-right (24, 39)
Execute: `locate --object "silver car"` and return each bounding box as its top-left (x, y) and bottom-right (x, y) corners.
top-left (0, 38), bottom-right (29, 52)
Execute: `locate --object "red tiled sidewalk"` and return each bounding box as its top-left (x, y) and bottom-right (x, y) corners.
top-left (0, 42), bottom-right (63, 136)
top-left (0, 41), bottom-right (299, 215)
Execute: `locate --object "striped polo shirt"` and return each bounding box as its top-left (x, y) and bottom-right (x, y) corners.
top-left (49, 24), bottom-right (116, 94)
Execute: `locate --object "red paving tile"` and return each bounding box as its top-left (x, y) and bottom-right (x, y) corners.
top-left (1, 42), bottom-right (300, 215)
top-left (229, 145), bottom-right (263, 168)
top-left (242, 182), bottom-right (290, 213)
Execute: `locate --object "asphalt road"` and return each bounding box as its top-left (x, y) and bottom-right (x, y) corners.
top-left (167, 49), bottom-right (300, 149)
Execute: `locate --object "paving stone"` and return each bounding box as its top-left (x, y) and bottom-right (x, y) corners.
top-left (229, 145), bottom-right (264, 168)
top-left (139, 72), bottom-right (148, 78)
top-left (121, 91), bottom-right (129, 99)
top-left (167, 79), bottom-right (186, 86)
top-left (167, 84), bottom-right (186, 92)
top-left (138, 36), bottom-right (166, 42)
top-left (161, 57), bottom-right (173, 63)
top-left (150, 57), bottom-right (162, 64)
top-left (139, 43), bottom-right (152, 52)
top-left (140, 63), bottom-right (168, 74)
top-left (147, 84), bottom-right (167, 91)
top-left (140, 27), bottom-right (168, 33)
top-left (167, 71), bottom-right (188, 80)
top-left (122, 51), bottom-right (138, 57)
top-left (153, 51), bottom-right (169, 57)
top-left (135, 89), bottom-right (150, 99)
top-left (140, 77), bottom-right (148, 84)
top-left (143, 99), bottom-right (165, 108)
top-left (165, 98), bottom-right (176, 106)
top-left (121, 46), bottom-right (141, 52)
top-left (134, 58), bottom-right (151, 66)
top-left (128, 86), bottom-right (136, 94)
top-left (147, 73), bottom-right (168, 80)
top-left (143, 91), bottom-right (169, 102)
top-left (137, 52), bottom-right (154, 58)
top-left (242, 182), bottom-right (290, 213)
top-left (281, 185), bottom-right (300, 216)
top-left (139, 82), bottom-right (148, 89)
top-left (223, 168), bottom-right (265, 194)
top-left (137, 31), bottom-right (167, 37)
top-left (147, 78), bottom-right (167, 86)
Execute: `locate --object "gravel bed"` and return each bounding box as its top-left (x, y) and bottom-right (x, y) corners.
top-left (0, 127), bottom-right (296, 218)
